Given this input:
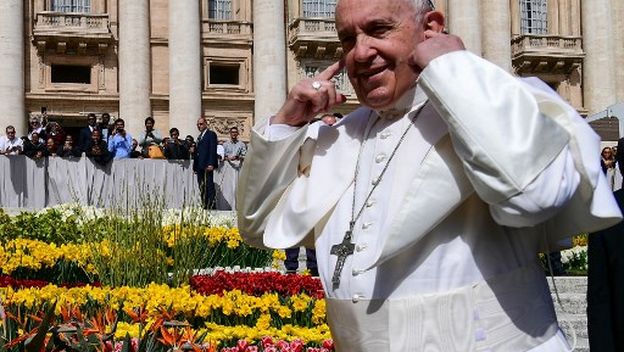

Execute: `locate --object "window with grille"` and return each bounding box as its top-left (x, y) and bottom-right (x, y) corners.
top-left (51, 0), bottom-right (91, 13)
top-left (208, 0), bottom-right (232, 20)
top-left (520, 0), bottom-right (548, 34)
top-left (302, 0), bottom-right (336, 18)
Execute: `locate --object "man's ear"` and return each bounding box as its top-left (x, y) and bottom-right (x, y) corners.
top-left (423, 11), bottom-right (445, 33)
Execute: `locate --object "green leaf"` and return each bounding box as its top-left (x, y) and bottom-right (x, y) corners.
top-left (121, 333), bottom-right (132, 352)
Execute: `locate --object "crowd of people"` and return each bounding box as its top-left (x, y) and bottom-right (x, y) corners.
top-left (0, 113), bottom-right (245, 164)
top-left (0, 113), bottom-right (204, 164)
top-left (0, 112), bottom-right (253, 211)
top-left (0, 111), bottom-right (342, 213)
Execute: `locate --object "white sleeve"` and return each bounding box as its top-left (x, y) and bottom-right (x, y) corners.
top-left (490, 146), bottom-right (580, 227)
top-left (265, 123), bottom-right (300, 141)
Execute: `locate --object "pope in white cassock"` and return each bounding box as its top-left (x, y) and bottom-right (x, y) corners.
top-left (237, 0), bottom-right (622, 350)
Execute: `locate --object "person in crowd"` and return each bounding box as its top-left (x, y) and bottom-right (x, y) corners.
top-left (601, 146), bottom-right (618, 190)
top-left (601, 146), bottom-right (616, 174)
top-left (107, 118), bottom-right (133, 159)
top-left (44, 137), bottom-right (58, 157)
top-left (46, 121), bottom-right (66, 147)
top-left (218, 126), bottom-right (247, 210)
top-left (0, 125), bottom-right (24, 155)
top-left (137, 116), bottom-right (163, 158)
top-left (79, 113), bottom-right (99, 153)
top-left (184, 135), bottom-right (196, 159)
top-left (284, 248), bottom-right (319, 276)
top-left (99, 113), bottom-right (112, 141)
top-left (236, 0), bottom-right (622, 349)
top-left (164, 128), bottom-right (189, 160)
top-left (23, 132), bottom-right (45, 159)
top-left (86, 129), bottom-right (111, 165)
top-left (57, 135), bottom-right (80, 158)
top-left (587, 188), bottom-right (624, 352)
top-left (129, 138), bottom-right (142, 159)
top-left (193, 117), bottom-right (218, 209)
top-left (27, 116), bottom-right (46, 142)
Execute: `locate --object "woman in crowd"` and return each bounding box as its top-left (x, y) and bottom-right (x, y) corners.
top-left (58, 135), bottom-right (80, 158)
top-left (23, 132), bottom-right (45, 159)
top-left (46, 122), bottom-right (66, 147)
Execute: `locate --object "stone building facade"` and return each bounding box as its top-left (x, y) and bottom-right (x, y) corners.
top-left (0, 0), bottom-right (622, 141)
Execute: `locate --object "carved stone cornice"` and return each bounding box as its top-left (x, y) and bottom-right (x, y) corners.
top-left (288, 18), bottom-right (342, 60)
top-left (511, 34), bottom-right (584, 75)
top-left (32, 11), bottom-right (114, 56)
top-left (201, 20), bottom-right (253, 46)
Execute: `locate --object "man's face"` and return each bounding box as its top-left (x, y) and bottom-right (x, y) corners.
top-left (6, 129), bottom-right (16, 140)
top-left (170, 130), bottom-right (179, 140)
top-left (92, 130), bottom-right (101, 141)
top-left (145, 120), bottom-right (154, 130)
top-left (336, 0), bottom-right (423, 109)
top-left (31, 133), bottom-right (39, 143)
top-left (229, 129), bottom-right (239, 140)
top-left (197, 119), bottom-right (207, 132)
top-left (115, 121), bottom-right (125, 131)
top-left (87, 116), bottom-right (96, 127)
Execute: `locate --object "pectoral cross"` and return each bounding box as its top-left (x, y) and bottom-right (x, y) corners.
top-left (330, 221), bottom-right (356, 290)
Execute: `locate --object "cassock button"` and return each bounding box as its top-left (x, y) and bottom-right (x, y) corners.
top-left (352, 294), bottom-right (362, 303)
top-left (380, 131), bottom-right (392, 139)
top-left (371, 177), bottom-right (380, 185)
top-left (362, 222), bottom-right (372, 230)
top-left (356, 243), bottom-right (368, 252)
top-left (352, 268), bottom-right (361, 276)
top-left (366, 199), bottom-right (375, 208)
top-left (375, 153), bottom-right (387, 163)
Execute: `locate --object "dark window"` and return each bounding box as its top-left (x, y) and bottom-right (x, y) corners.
top-left (51, 65), bottom-right (91, 84)
top-left (210, 64), bottom-right (239, 85)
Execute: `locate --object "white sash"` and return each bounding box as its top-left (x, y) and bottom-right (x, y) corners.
top-left (326, 266), bottom-right (559, 351)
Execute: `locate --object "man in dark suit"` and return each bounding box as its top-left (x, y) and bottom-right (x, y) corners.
top-left (78, 113), bottom-right (99, 153)
top-left (587, 188), bottom-right (624, 351)
top-left (193, 117), bottom-right (218, 209)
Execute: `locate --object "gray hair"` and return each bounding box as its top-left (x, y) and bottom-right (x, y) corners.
top-left (400, 0), bottom-right (435, 23)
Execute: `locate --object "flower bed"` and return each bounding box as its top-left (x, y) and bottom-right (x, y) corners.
top-left (0, 206), bottom-right (334, 351)
top-left (0, 272), bottom-right (332, 351)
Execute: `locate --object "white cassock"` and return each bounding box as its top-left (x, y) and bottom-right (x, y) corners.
top-left (236, 51), bottom-right (622, 351)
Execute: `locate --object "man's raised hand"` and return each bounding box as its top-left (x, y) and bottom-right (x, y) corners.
top-left (409, 31), bottom-right (465, 73)
top-left (273, 61), bottom-right (347, 126)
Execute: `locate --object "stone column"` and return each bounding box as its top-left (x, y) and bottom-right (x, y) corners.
top-left (613, 0), bottom-right (624, 103)
top-left (169, 0), bottom-right (202, 138)
top-left (253, 0), bottom-right (287, 129)
top-left (581, 0), bottom-right (616, 114)
top-left (119, 0), bottom-right (152, 136)
top-left (0, 1), bottom-right (25, 135)
top-left (481, 0), bottom-right (512, 72)
top-left (448, 0), bottom-right (482, 56)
